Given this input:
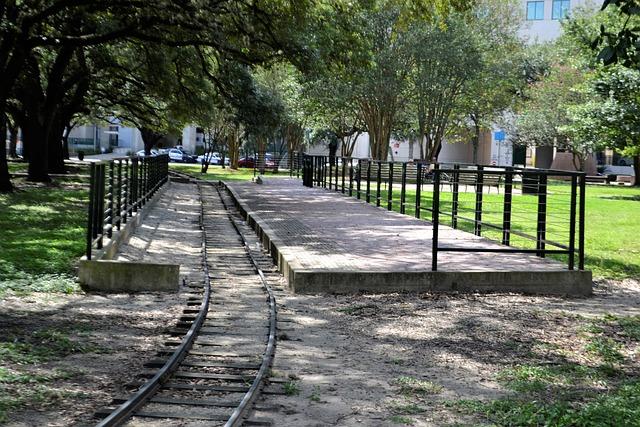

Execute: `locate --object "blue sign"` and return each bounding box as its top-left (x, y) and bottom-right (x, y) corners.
top-left (494, 130), bottom-right (506, 141)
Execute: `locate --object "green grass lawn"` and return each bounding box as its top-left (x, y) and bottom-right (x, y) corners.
top-left (450, 313), bottom-right (640, 426)
top-left (0, 187), bottom-right (87, 297)
top-left (7, 162), bottom-right (27, 174)
top-left (170, 163), bottom-right (297, 181)
top-left (323, 177), bottom-right (640, 280)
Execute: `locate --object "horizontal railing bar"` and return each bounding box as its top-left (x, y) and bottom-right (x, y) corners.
top-left (436, 247), bottom-right (570, 254)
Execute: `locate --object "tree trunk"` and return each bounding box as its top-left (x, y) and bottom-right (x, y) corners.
top-left (472, 123), bottom-right (480, 165)
top-left (0, 113), bottom-right (14, 192)
top-left (257, 136), bottom-right (267, 175)
top-left (139, 128), bottom-right (163, 155)
top-left (360, 101), bottom-right (393, 161)
top-left (48, 117), bottom-right (66, 174)
top-left (62, 124), bottom-right (73, 160)
top-left (633, 154), bottom-right (640, 187)
top-left (9, 124), bottom-right (18, 158)
top-left (329, 139), bottom-right (338, 166)
top-left (228, 129), bottom-right (240, 170)
top-left (418, 114), bottom-right (426, 160)
top-left (408, 136), bottom-right (414, 161)
top-left (24, 123), bottom-right (51, 182)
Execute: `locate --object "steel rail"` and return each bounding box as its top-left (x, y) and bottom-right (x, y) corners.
top-left (212, 183), bottom-right (278, 427)
top-left (96, 185), bottom-right (212, 427)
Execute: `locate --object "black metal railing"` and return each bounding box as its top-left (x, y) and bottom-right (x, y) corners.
top-left (86, 154), bottom-right (169, 260)
top-left (302, 155), bottom-right (586, 272)
top-left (251, 151), bottom-right (304, 178)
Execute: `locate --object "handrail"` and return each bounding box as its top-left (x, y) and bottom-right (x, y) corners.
top-left (85, 154), bottom-right (169, 260)
top-left (302, 154), bottom-right (586, 273)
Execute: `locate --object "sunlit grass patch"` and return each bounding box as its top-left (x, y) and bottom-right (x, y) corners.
top-left (170, 163), bottom-right (294, 182)
top-left (496, 363), bottom-right (608, 395)
top-left (0, 326), bottom-right (103, 421)
top-left (389, 414), bottom-right (415, 425)
top-left (0, 328), bottom-right (103, 365)
top-left (336, 303), bottom-right (379, 316)
top-left (0, 187), bottom-right (86, 298)
top-left (453, 312), bottom-right (640, 426)
top-left (452, 381), bottom-right (640, 427)
top-left (393, 376), bottom-right (443, 396)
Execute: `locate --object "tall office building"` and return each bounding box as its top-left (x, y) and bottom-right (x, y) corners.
top-left (520, 0), bottom-right (596, 42)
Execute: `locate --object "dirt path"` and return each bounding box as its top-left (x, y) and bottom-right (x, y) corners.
top-left (255, 278), bottom-right (640, 426)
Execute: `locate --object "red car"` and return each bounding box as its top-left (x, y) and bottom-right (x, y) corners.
top-left (237, 156), bottom-right (255, 168)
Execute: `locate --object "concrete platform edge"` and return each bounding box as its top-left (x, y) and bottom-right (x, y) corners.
top-left (222, 181), bottom-right (593, 296)
top-left (78, 182), bottom-right (180, 292)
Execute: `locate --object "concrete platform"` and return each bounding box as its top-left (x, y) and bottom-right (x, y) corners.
top-left (79, 182), bottom-right (202, 292)
top-left (224, 179), bottom-right (592, 296)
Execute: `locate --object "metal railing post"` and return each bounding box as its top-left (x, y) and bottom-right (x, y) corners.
top-left (124, 159), bottom-right (131, 218)
top-left (356, 159), bottom-right (362, 199)
top-left (400, 163), bottom-right (407, 214)
top-left (536, 174), bottom-right (548, 257)
top-left (579, 174), bottom-right (586, 269)
top-left (502, 167), bottom-right (513, 245)
top-left (334, 157), bottom-right (339, 191)
top-left (132, 157), bottom-right (139, 212)
top-left (452, 164), bottom-right (460, 229)
top-left (376, 161), bottom-right (382, 207)
top-left (432, 165), bottom-right (440, 271)
top-left (349, 159), bottom-right (354, 196)
top-left (145, 157), bottom-right (150, 202)
top-left (107, 161), bottom-right (114, 238)
top-left (366, 160), bottom-right (371, 203)
top-left (415, 163), bottom-right (422, 218)
top-left (341, 158), bottom-right (346, 193)
top-left (97, 164), bottom-right (106, 249)
top-left (388, 162), bottom-right (393, 211)
top-left (323, 156), bottom-right (327, 188)
top-left (474, 166), bottom-right (484, 236)
top-left (116, 160), bottom-right (122, 230)
top-left (86, 163), bottom-right (96, 260)
top-left (569, 175), bottom-right (577, 270)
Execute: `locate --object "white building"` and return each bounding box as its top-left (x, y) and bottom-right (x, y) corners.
top-left (520, 0), bottom-right (596, 42)
top-left (67, 123), bottom-right (203, 155)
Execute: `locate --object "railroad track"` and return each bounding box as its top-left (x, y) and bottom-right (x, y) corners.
top-left (95, 177), bottom-right (280, 426)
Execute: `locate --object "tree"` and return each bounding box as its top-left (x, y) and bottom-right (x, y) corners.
top-left (450, 0), bottom-right (524, 164)
top-left (9, 45), bottom-right (90, 181)
top-left (253, 63), bottom-right (307, 170)
top-left (245, 76), bottom-right (285, 175)
top-left (354, 6), bottom-right (411, 161)
top-left (553, 2), bottom-right (640, 181)
top-left (594, 0), bottom-right (640, 67)
top-left (405, 14), bottom-right (481, 161)
top-left (567, 66), bottom-right (640, 181)
top-left (0, 0), bottom-right (317, 190)
top-left (507, 64), bottom-right (599, 171)
top-left (303, 73), bottom-right (364, 158)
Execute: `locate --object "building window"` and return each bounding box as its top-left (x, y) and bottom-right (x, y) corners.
top-left (552, 0), bottom-right (570, 20)
top-left (527, 1), bottom-right (544, 20)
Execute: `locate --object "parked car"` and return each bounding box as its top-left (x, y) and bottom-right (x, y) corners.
top-left (197, 152), bottom-right (221, 165)
top-left (238, 156), bottom-right (255, 168)
top-left (168, 148), bottom-right (197, 163)
top-left (136, 149), bottom-right (159, 157)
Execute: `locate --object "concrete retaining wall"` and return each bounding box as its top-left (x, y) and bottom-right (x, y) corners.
top-left (78, 183), bottom-right (180, 292)
top-left (222, 181), bottom-right (592, 296)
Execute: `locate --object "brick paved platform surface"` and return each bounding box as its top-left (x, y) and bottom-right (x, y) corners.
top-left (225, 179), bottom-right (591, 295)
